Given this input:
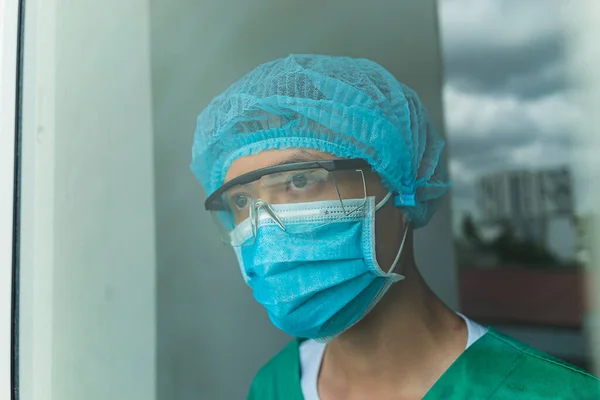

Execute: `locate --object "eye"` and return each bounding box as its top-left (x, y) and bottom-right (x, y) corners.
top-left (290, 173), bottom-right (308, 189)
top-left (230, 193), bottom-right (250, 210)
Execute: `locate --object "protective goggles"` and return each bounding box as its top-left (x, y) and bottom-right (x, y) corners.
top-left (205, 159), bottom-right (373, 246)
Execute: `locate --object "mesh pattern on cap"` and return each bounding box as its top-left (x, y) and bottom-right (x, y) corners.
top-left (191, 54), bottom-right (450, 228)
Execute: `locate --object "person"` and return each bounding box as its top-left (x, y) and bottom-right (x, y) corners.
top-left (190, 54), bottom-right (600, 399)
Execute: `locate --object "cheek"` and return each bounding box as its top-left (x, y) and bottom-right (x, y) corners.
top-left (374, 206), bottom-right (403, 268)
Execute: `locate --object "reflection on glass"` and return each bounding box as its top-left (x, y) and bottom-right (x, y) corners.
top-left (441, 0), bottom-right (594, 371)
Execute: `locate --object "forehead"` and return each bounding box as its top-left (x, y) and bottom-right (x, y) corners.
top-left (224, 149), bottom-right (338, 183)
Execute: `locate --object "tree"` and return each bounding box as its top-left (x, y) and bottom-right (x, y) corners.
top-left (489, 221), bottom-right (560, 267)
top-left (462, 213), bottom-right (485, 249)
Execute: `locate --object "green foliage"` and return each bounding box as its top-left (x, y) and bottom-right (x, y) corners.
top-left (488, 222), bottom-right (560, 267)
top-left (461, 215), bottom-right (562, 268)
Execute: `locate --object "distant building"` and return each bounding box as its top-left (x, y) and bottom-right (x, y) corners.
top-left (574, 214), bottom-right (593, 265)
top-left (476, 167), bottom-right (576, 262)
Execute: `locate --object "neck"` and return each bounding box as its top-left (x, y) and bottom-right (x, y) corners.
top-left (319, 263), bottom-right (467, 398)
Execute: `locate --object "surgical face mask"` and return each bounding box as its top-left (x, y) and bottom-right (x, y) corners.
top-left (233, 193), bottom-right (408, 341)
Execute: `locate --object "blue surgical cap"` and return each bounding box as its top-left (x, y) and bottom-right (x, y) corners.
top-left (191, 54), bottom-right (450, 228)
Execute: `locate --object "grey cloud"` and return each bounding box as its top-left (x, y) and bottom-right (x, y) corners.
top-left (451, 138), bottom-right (518, 176)
top-left (443, 34), bottom-right (567, 100)
top-left (451, 137), bottom-right (520, 167)
top-left (450, 179), bottom-right (476, 210)
top-left (440, 0), bottom-right (572, 214)
top-left (446, 97), bottom-right (572, 190)
top-left (449, 111), bottom-right (547, 162)
top-left (449, 129), bottom-right (571, 176)
top-left (448, 133), bottom-right (572, 216)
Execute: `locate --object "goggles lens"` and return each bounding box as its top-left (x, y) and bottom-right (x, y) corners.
top-left (209, 168), bottom-right (368, 246)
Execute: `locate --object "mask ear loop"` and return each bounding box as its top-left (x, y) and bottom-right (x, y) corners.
top-left (375, 192), bottom-right (393, 211)
top-left (373, 191), bottom-right (408, 281)
top-left (387, 223), bottom-right (409, 277)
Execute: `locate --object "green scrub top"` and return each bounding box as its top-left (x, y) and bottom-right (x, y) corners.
top-left (247, 328), bottom-right (600, 399)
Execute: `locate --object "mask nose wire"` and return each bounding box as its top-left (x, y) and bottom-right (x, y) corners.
top-left (250, 199), bottom-right (287, 234)
top-left (250, 191), bottom-right (393, 236)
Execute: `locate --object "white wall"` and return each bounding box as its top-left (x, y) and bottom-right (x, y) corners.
top-left (150, 0), bottom-right (456, 399)
top-left (18, 0), bottom-right (156, 399)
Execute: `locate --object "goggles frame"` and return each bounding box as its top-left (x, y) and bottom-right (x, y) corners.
top-left (204, 158), bottom-right (372, 211)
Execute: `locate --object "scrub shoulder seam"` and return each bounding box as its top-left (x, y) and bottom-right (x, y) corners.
top-left (489, 329), bottom-right (600, 382)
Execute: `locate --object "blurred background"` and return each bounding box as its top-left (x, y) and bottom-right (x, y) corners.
top-left (441, 0), bottom-right (593, 372)
top-left (7, 0), bottom-right (600, 399)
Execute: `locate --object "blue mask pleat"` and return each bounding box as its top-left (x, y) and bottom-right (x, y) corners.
top-left (235, 197), bottom-right (403, 341)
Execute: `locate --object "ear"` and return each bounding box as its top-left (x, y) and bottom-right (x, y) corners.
top-left (399, 213), bottom-right (414, 244)
top-left (397, 209), bottom-right (409, 230)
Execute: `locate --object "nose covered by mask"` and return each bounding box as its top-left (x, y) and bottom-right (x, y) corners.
top-left (233, 193), bottom-right (408, 342)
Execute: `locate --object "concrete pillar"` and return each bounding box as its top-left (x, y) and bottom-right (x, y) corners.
top-left (18, 0), bottom-right (156, 399)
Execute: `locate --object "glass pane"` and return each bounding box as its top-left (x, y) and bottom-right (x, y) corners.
top-left (18, 2), bottom-right (452, 399)
top-left (16, 0), bottom-right (600, 399)
top-left (440, 0), bottom-right (598, 373)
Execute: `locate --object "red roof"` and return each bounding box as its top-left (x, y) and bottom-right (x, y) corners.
top-left (459, 268), bottom-right (589, 328)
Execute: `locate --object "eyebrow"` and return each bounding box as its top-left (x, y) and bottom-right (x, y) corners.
top-left (272, 151), bottom-right (326, 167)
top-left (223, 151), bottom-right (327, 185)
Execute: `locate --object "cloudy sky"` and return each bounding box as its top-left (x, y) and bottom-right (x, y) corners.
top-left (438, 0), bottom-right (581, 226)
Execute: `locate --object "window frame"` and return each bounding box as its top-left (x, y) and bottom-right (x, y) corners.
top-left (0, 0), bottom-right (25, 398)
